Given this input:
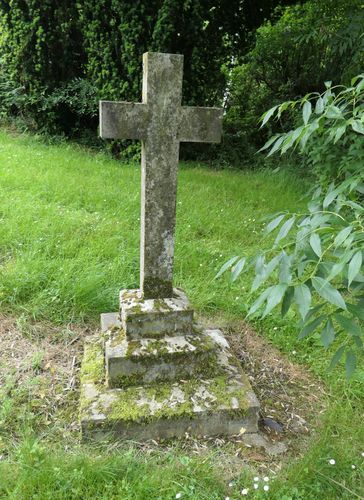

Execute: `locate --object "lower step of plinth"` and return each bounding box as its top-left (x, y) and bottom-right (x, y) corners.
top-left (80, 333), bottom-right (260, 441)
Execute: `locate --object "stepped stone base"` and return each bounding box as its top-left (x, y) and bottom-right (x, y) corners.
top-left (80, 329), bottom-right (259, 441)
top-left (105, 326), bottom-right (218, 388)
top-left (80, 288), bottom-right (259, 442)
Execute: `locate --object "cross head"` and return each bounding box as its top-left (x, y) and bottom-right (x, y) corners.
top-left (100, 52), bottom-right (223, 299)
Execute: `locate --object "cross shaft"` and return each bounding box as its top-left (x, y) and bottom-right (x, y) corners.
top-left (100, 52), bottom-right (222, 298)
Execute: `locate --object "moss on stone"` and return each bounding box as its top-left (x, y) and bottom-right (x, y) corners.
top-left (80, 337), bottom-right (105, 386)
top-left (106, 373), bottom-right (250, 424)
top-left (143, 277), bottom-right (173, 299)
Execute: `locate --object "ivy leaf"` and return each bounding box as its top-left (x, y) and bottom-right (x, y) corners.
top-left (348, 250), bottom-right (362, 287)
top-left (298, 315), bottom-right (325, 339)
top-left (321, 318), bottom-right (335, 348)
top-left (345, 350), bottom-right (356, 379)
top-left (294, 283), bottom-right (312, 320)
top-left (312, 276), bottom-right (347, 310)
top-left (309, 233), bottom-right (322, 257)
top-left (302, 100), bottom-right (312, 125)
top-left (215, 256), bottom-right (238, 279)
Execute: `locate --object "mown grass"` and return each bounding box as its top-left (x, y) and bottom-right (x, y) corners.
top-left (0, 130), bottom-right (363, 499)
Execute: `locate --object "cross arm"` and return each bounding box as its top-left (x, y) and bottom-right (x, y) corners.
top-left (99, 101), bottom-right (149, 140)
top-left (178, 106), bottom-right (223, 143)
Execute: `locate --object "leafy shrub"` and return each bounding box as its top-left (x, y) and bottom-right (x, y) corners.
top-left (224, 0), bottom-right (364, 166)
top-left (220, 75), bottom-right (364, 375)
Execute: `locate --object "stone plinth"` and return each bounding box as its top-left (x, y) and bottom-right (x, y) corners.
top-left (80, 288), bottom-right (260, 441)
top-left (80, 331), bottom-right (260, 441)
top-left (105, 329), bottom-right (218, 388)
top-left (120, 288), bottom-right (194, 339)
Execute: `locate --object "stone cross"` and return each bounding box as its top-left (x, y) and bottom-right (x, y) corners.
top-left (100, 52), bottom-right (223, 299)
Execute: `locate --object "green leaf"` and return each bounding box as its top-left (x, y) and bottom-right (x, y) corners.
top-left (252, 254), bottom-right (281, 291)
top-left (323, 187), bottom-right (339, 208)
top-left (231, 257), bottom-right (246, 282)
top-left (274, 216), bottom-right (295, 245)
top-left (334, 125), bottom-right (346, 143)
top-left (328, 346), bottom-right (345, 371)
top-left (258, 134), bottom-right (280, 153)
top-left (345, 350), bottom-right (356, 379)
top-left (315, 97), bottom-right (324, 114)
top-left (264, 213), bottom-right (286, 235)
top-left (348, 251), bottom-right (362, 287)
top-left (281, 286), bottom-right (294, 317)
top-left (334, 227), bottom-right (352, 247)
top-left (247, 287), bottom-right (273, 317)
top-left (347, 302), bottom-right (364, 322)
top-left (352, 120), bottom-right (364, 134)
top-left (267, 135), bottom-right (286, 157)
top-left (260, 105), bottom-right (279, 128)
top-left (312, 276), bottom-right (347, 310)
top-left (326, 105), bottom-right (342, 119)
top-left (279, 251), bottom-right (292, 283)
top-left (334, 314), bottom-right (362, 336)
top-left (298, 315), bottom-right (325, 339)
top-left (215, 256), bottom-right (238, 279)
top-left (294, 284), bottom-right (312, 320)
top-left (302, 100), bottom-right (312, 125)
top-left (262, 283), bottom-right (288, 318)
top-left (321, 318), bottom-right (335, 348)
top-left (309, 233), bottom-right (322, 257)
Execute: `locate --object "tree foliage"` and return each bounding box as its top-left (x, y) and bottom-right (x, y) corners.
top-left (224, 0), bottom-right (364, 165)
top-left (0, 0), bottom-right (299, 144)
top-left (220, 75), bottom-right (364, 376)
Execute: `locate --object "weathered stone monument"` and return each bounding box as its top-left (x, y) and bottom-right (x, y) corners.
top-left (80, 52), bottom-right (259, 440)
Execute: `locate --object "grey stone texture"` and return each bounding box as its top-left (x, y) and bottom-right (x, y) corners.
top-left (79, 52), bottom-right (259, 443)
top-left (105, 330), bottom-right (218, 388)
top-left (119, 287), bottom-right (194, 339)
top-left (80, 331), bottom-right (260, 441)
top-left (100, 52), bottom-right (223, 299)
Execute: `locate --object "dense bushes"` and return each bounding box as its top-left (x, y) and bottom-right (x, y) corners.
top-left (0, 1), bottom-right (271, 140)
top-left (224, 0), bottom-right (364, 165)
top-left (0, 0), bottom-right (362, 165)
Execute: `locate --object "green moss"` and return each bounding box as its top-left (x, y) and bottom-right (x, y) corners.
top-left (80, 337), bottom-right (105, 387)
top-left (107, 373), bottom-right (250, 424)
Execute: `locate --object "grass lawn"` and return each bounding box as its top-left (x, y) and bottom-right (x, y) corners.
top-left (0, 129), bottom-right (363, 498)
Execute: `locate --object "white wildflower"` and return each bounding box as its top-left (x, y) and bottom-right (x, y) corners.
top-left (175, 494), bottom-right (182, 499)
top-left (253, 483), bottom-right (259, 490)
top-left (329, 459), bottom-right (336, 465)
top-left (253, 476), bottom-right (259, 482)
top-left (352, 465), bottom-right (356, 469)
top-left (263, 485), bottom-right (270, 492)
top-left (263, 476), bottom-right (269, 482)
top-left (241, 488), bottom-right (249, 495)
